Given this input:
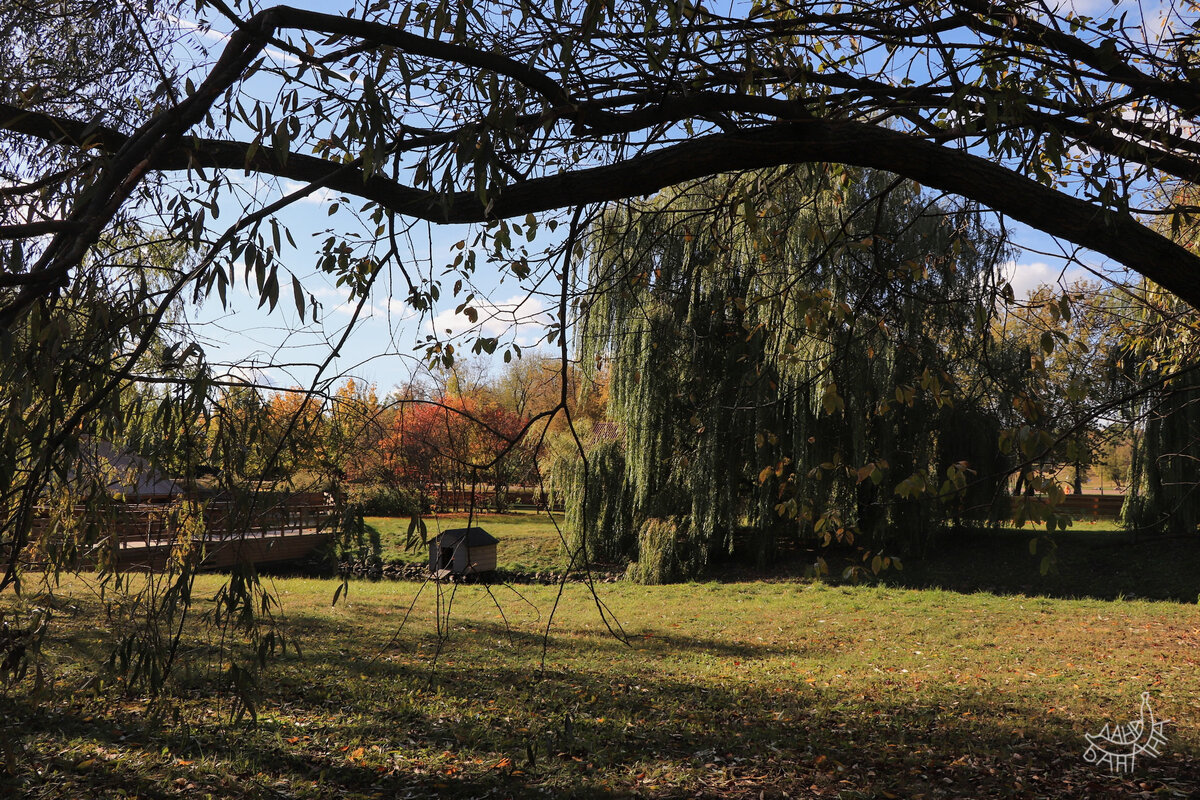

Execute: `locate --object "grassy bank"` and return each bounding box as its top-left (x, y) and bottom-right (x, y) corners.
top-left (3, 573), bottom-right (1198, 798)
top-left (886, 521), bottom-right (1200, 602)
top-left (351, 512), bottom-right (1200, 603)
top-left (355, 511), bottom-right (569, 573)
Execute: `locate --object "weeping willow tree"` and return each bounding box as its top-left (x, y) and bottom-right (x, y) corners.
top-left (1118, 180), bottom-right (1200, 539)
top-left (566, 167), bottom-right (1016, 582)
top-left (1126, 371), bottom-right (1200, 539)
top-left (1121, 278), bottom-right (1200, 538)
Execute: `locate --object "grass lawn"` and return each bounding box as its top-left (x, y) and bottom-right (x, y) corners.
top-left (354, 511), bottom-right (570, 573)
top-left (3, 573), bottom-right (1198, 798)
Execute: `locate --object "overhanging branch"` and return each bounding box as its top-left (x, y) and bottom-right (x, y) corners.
top-left (5, 97), bottom-right (1199, 308)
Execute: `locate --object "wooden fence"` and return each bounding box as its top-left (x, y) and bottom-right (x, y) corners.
top-left (1054, 493), bottom-right (1125, 518)
top-left (1010, 493), bottom-right (1125, 520)
top-left (430, 486), bottom-right (563, 512)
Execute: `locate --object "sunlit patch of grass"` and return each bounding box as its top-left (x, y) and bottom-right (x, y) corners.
top-left (4, 573), bottom-right (1198, 798)
top-left (359, 510), bottom-right (568, 572)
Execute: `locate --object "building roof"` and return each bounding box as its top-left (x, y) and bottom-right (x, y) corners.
top-left (75, 439), bottom-right (183, 500)
top-left (433, 527), bottom-right (498, 547)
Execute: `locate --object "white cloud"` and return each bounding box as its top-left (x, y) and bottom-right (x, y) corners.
top-left (311, 286), bottom-right (418, 321)
top-left (1002, 260), bottom-right (1069, 300)
top-left (282, 181), bottom-right (340, 205)
top-left (216, 364), bottom-right (276, 388)
top-left (428, 293), bottom-right (554, 348)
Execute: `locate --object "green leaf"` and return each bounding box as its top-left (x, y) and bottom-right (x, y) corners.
top-left (292, 276), bottom-right (306, 322)
top-left (405, 515), bottom-right (428, 551)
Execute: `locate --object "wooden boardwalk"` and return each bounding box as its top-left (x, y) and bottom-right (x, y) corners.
top-left (116, 526), bottom-right (331, 571)
top-left (33, 500), bottom-right (334, 572)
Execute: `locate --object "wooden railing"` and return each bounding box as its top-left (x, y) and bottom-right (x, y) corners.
top-left (33, 500), bottom-right (334, 549)
top-left (201, 502), bottom-right (332, 542)
top-left (1009, 493), bottom-right (1125, 520)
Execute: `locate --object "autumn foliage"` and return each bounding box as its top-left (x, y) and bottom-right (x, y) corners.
top-left (227, 360), bottom-right (592, 511)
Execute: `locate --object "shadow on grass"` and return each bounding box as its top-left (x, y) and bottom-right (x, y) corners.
top-left (715, 524), bottom-right (1200, 604)
top-left (881, 526), bottom-right (1200, 604)
top-left (5, 654), bottom-right (1196, 800)
top-left (343, 520), bottom-right (385, 564)
top-left (276, 613), bottom-right (815, 668)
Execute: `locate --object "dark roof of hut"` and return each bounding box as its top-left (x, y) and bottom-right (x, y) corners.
top-left (434, 527), bottom-right (498, 547)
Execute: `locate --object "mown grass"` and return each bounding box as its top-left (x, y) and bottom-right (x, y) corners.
top-left (2, 572), bottom-right (1198, 799)
top-left (355, 511), bottom-right (569, 572)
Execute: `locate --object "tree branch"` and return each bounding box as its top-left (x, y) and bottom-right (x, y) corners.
top-left (5, 95), bottom-right (1200, 308)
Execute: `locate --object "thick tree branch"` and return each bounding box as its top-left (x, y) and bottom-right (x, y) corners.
top-left (0, 10), bottom-right (275, 330)
top-left (0, 220), bottom-right (79, 240)
top-left (3, 0), bottom-right (1199, 332)
top-left (4, 95), bottom-right (1199, 308)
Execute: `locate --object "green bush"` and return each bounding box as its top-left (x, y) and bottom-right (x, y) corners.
top-left (345, 485), bottom-right (424, 517)
top-left (625, 515), bottom-right (703, 584)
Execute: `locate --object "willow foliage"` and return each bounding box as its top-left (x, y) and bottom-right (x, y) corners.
top-left (1119, 181), bottom-right (1200, 539)
top-left (1126, 369), bottom-right (1200, 538)
top-left (1121, 276), bottom-right (1200, 537)
top-left (571, 168), bottom-right (1014, 582)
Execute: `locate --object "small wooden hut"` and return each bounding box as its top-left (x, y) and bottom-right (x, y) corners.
top-left (429, 527), bottom-right (498, 576)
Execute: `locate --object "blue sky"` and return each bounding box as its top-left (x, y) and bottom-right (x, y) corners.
top-left (172, 3), bottom-right (569, 391)
top-left (174, 0), bottom-right (1172, 393)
